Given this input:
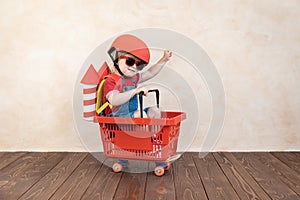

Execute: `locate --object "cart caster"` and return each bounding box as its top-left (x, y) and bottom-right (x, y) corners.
top-left (154, 166), bottom-right (165, 177)
top-left (165, 162), bottom-right (171, 171)
top-left (156, 162), bottom-right (171, 171)
top-left (112, 163), bottom-right (122, 173)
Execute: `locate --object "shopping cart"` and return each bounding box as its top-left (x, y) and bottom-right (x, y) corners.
top-left (94, 89), bottom-right (186, 176)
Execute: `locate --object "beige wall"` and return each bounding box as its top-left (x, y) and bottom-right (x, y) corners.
top-left (0, 0), bottom-right (299, 151)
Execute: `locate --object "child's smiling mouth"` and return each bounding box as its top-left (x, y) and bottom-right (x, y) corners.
top-left (128, 67), bottom-right (137, 73)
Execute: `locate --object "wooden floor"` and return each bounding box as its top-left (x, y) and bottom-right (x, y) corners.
top-left (0, 152), bottom-right (299, 200)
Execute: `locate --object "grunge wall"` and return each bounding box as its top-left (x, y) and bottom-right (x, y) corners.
top-left (0, 0), bottom-right (299, 151)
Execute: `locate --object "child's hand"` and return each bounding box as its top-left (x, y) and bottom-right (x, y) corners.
top-left (135, 86), bottom-right (148, 96)
top-left (162, 50), bottom-right (172, 62)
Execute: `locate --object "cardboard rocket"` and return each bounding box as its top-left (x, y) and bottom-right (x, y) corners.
top-left (80, 63), bottom-right (110, 121)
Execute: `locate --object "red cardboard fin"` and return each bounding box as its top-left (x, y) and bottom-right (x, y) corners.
top-left (80, 64), bottom-right (100, 84)
top-left (98, 62), bottom-right (110, 81)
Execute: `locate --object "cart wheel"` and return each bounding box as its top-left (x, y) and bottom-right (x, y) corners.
top-left (112, 163), bottom-right (122, 173)
top-left (165, 162), bottom-right (171, 171)
top-left (154, 166), bottom-right (165, 177)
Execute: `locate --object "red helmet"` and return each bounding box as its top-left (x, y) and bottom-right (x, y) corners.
top-left (108, 34), bottom-right (150, 64)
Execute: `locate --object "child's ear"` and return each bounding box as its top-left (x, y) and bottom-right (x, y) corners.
top-left (108, 47), bottom-right (117, 61)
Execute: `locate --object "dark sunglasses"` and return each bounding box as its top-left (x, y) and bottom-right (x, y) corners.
top-left (119, 55), bottom-right (146, 70)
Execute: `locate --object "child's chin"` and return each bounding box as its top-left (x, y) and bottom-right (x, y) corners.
top-left (124, 71), bottom-right (137, 77)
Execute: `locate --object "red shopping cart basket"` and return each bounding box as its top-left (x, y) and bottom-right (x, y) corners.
top-left (94, 89), bottom-right (186, 176)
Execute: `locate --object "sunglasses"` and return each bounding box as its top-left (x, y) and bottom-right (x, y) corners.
top-left (119, 55), bottom-right (146, 70)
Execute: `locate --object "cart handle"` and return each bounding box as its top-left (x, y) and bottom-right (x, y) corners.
top-left (138, 89), bottom-right (159, 118)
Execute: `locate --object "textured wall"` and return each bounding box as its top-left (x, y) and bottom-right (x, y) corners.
top-left (0, 0), bottom-right (299, 151)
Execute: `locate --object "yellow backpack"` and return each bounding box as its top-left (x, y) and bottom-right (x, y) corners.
top-left (95, 73), bottom-right (121, 116)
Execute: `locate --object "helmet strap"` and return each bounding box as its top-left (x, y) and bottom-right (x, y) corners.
top-left (113, 50), bottom-right (125, 77)
top-left (113, 62), bottom-right (125, 77)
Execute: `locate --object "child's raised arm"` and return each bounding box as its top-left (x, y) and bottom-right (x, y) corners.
top-left (140, 50), bottom-right (172, 83)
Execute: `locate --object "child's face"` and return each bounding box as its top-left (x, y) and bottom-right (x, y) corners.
top-left (117, 54), bottom-right (145, 77)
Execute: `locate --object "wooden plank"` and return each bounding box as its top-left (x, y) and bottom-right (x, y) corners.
top-left (233, 153), bottom-right (300, 200)
top-left (0, 152), bottom-right (27, 170)
top-left (272, 152), bottom-right (300, 174)
top-left (19, 152), bottom-right (87, 200)
top-left (215, 152), bottom-right (271, 200)
top-left (253, 152), bottom-right (300, 196)
top-left (49, 153), bottom-right (102, 200)
top-left (173, 152), bottom-right (207, 200)
top-left (0, 152), bottom-right (51, 188)
top-left (113, 172), bottom-right (147, 200)
top-left (293, 152), bottom-right (300, 157)
top-left (81, 163), bottom-right (122, 200)
top-left (0, 152), bottom-right (5, 157)
top-left (193, 153), bottom-right (240, 200)
top-left (0, 152), bottom-right (66, 199)
top-left (144, 163), bottom-right (176, 200)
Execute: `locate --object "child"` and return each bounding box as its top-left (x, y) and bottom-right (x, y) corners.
top-left (104, 34), bottom-right (172, 118)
